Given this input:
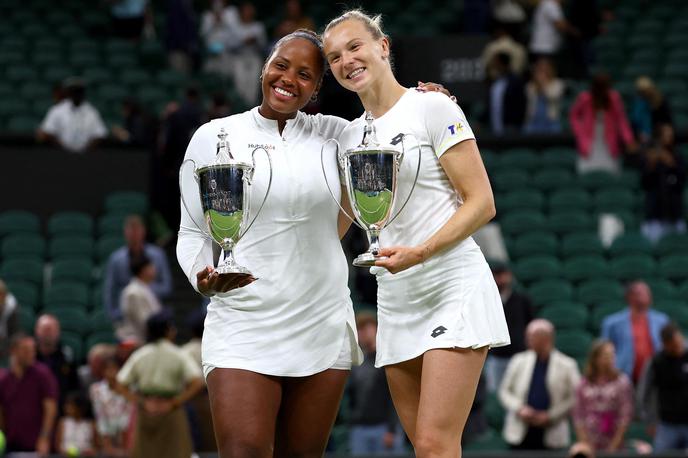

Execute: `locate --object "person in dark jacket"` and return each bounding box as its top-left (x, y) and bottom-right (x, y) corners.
top-left (486, 52), bottom-right (526, 135)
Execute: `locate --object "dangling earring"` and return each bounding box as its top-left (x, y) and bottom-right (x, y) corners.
top-left (310, 93), bottom-right (318, 102)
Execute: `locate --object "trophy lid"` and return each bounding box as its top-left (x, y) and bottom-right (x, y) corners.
top-left (211, 127), bottom-right (252, 169)
top-left (345, 111), bottom-right (400, 157)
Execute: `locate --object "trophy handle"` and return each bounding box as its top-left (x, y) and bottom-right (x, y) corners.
top-left (384, 133), bottom-right (422, 228)
top-left (320, 138), bottom-right (365, 230)
top-left (238, 147), bottom-right (273, 238)
top-left (179, 158), bottom-right (212, 238)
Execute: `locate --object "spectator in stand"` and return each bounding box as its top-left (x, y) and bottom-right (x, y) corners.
top-left (347, 311), bottom-right (405, 455)
top-left (166, 0), bottom-right (199, 74)
top-left (601, 280), bottom-right (669, 384)
top-left (90, 356), bottom-right (134, 457)
top-left (499, 319), bottom-right (581, 450)
top-left (487, 52), bottom-right (526, 136)
top-left (78, 344), bottom-right (117, 390)
top-left (485, 261), bottom-right (534, 393)
top-left (34, 314), bottom-right (80, 410)
top-left (54, 391), bottom-right (98, 457)
top-left (569, 73), bottom-right (636, 174)
top-left (631, 76), bottom-right (674, 147)
top-left (37, 77), bottom-right (107, 153)
top-left (117, 311), bottom-right (204, 458)
top-left (529, 0), bottom-right (578, 61)
top-left (103, 215), bottom-right (172, 322)
top-left (640, 124), bottom-right (686, 243)
top-left (573, 339), bottom-right (633, 453)
top-left (490, 0), bottom-right (527, 39)
top-left (116, 255), bottom-right (163, 344)
top-left (482, 25), bottom-right (527, 80)
top-left (231, 2), bottom-right (268, 106)
top-left (273, 0), bottom-right (314, 39)
top-left (0, 333), bottom-right (58, 455)
top-left (107, 0), bottom-right (151, 40)
top-left (637, 323), bottom-right (688, 452)
top-left (201, 0), bottom-right (240, 77)
top-left (111, 98), bottom-right (158, 149)
top-left (0, 279), bottom-right (19, 359)
top-left (567, 0), bottom-right (601, 78)
top-left (524, 58), bottom-right (565, 134)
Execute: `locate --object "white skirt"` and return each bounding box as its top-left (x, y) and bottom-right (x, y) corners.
top-left (374, 239), bottom-right (511, 367)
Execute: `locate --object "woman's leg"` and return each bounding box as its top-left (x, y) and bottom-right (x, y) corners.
top-left (274, 369), bottom-right (349, 458)
top-left (206, 368), bottom-right (282, 458)
top-left (384, 356), bottom-right (423, 443)
top-left (414, 347), bottom-right (488, 458)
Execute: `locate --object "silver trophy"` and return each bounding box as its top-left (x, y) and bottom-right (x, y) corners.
top-left (322, 112), bottom-right (420, 267)
top-left (180, 128), bottom-right (272, 276)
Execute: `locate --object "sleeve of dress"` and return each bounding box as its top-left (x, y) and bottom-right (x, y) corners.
top-left (421, 92), bottom-right (476, 158)
top-left (176, 122), bottom-right (218, 293)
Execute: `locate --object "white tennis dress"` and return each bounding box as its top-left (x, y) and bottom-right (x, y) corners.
top-left (337, 90), bottom-right (511, 367)
top-left (177, 107), bottom-right (363, 377)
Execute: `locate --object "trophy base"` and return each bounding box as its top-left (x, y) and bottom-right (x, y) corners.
top-left (353, 253), bottom-right (387, 267)
top-left (215, 264), bottom-right (253, 276)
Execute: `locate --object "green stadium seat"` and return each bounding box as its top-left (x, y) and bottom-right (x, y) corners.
top-left (47, 211), bottom-right (94, 236)
top-left (19, 81), bottom-right (51, 100)
top-left (138, 40), bottom-right (165, 68)
top-left (51, 258), bottom-right (94, 284)
top-left (83, 68), bottom-right (111, 86)
top-left (557, 330), bottom-right (593, 359)
top-left (646, 278), bottom-right (678, 300)
top-left (70, 52), bottom-right (101, 69)
top-left (662, 63), bottom-right (688, 79)
top-left (97, 213), bottom-right (127, 237)
top-left (529, 279), bottom-right (574, 307)
top-left (499, 211), bottom-right (546, 237)
top-left (89, 309), bottom-right (113, 334)
top-left (104, 191), bottom-right (148, 215)
top-left (626, 421), bottom-right (653, 443)
top-left (97, 84), bottom-right (129, 104)
top-left (156, 69), bottom-right (187, 89)
top-left (56, 24), bottom-right (84, 40)
top-left (7, 115), bottom-right (42, 134)
top-left (655, 234), bottom-right (688, 256)
top-left (563, 255), bottom-right (608, 282)
top-left (578, 171), bottom-right (619, 191)
top-left (514, 256), bottom-right (562, 283)
top-left (658, 255), bottom-right (688, 282)
top-left (593, 188), bottom-right (637, 213)
top-left (43, 65), bottom-right (73, 85)
top-left (539, 304), bottom-right (588, 330)
top-left (577, 279), bottom-right (624, 305)
top-left (43, 281), bottom-right (89, 309)
top-left (485, 393), bottom-right (505, 431)
top-left (0, 210), bottom-right (40, 236)
top-left (654, 301), bottom-right (688, 329)
top-left (6, 65), bottom-right (39, 82)
top-left (510, 232), bottom-right (558, 259)
top-left (17, 307), bottom-right (36, 332)
top-left (548, 211), bottom-right (594, 235)
top-left (463, 428), bottom-right (509, 451)
top-left (120, 69), bottom-right (151, 88)
top-left (590, 301), bottom-right (627, 333)
top-left (540, 147), bottom-right (577, 169)
top-left (609, 232), bottom-right (653, 256)
top-left (496, 148), bottom-right (539, 171)
top-left (7, 281), bottom-right (40, 310)
top-left (49, 236), bottom-right (95, 261)
top-left (96, 235), bottom-right (124, 262)
top-left (1, 234), bottom-right (46, 259)
top-left (490, 170), bottom-right (529, 193)
top-left (560, 233), bottom-right (604, 257)
top-left (497, 189), bottom-right (544, 214)
top-left (548, 188), bottom-right (591, 212)
top-left (0, 258), bottom-right (44, 286)
top-left (610, 254), bottom-right (656, 281)
top-left (532, 168), bottom-right (574, 191)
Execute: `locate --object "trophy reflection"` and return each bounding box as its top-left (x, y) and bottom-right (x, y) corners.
top-left (180, 128), bottom-right (272, 276)
top-left (322, 113), bottom-right (419, 267)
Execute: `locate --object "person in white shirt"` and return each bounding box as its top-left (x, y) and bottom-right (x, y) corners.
top-left (323, 11), bottom-right (510, 457)
top-left (177, 28), bottom-right (448, 456)
top-left (116, 255), bottom-right (162, 343)
top-left (201, 0), bottom-right (241, 77)
top-left (37, 78), bottom-right (107, 153)
top-left (529, 0), bottom-right (577, 59)
top-left (230, 2), bottom-right (268, 105)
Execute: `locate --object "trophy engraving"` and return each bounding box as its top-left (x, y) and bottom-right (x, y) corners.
top-left (180, 128), bottom-right (272, 276)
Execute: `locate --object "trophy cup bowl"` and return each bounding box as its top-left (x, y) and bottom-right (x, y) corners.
top-left (180, 128), bottom-right (272, 278)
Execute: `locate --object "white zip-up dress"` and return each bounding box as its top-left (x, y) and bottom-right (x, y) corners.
top-left (177, 107), bottom-right (363, 377)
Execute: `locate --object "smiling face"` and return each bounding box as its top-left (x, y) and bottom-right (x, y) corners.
top-left (259, 37), bottom-right (324, 120)
top-left (323, 18), bottom-right (390, 93)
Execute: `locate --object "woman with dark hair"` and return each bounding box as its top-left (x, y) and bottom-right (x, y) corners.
top-left (573, 339), bottom-right (633, 452)
top-left (569, 73), bottom-right (636, 174)
top-left (177, 27), bottom-right (451, 457)
top-left (116, 311), bottom-right (204, 458)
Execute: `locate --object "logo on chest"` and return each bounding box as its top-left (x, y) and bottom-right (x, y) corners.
top-left (247, 143), bottom-right (276, 151)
